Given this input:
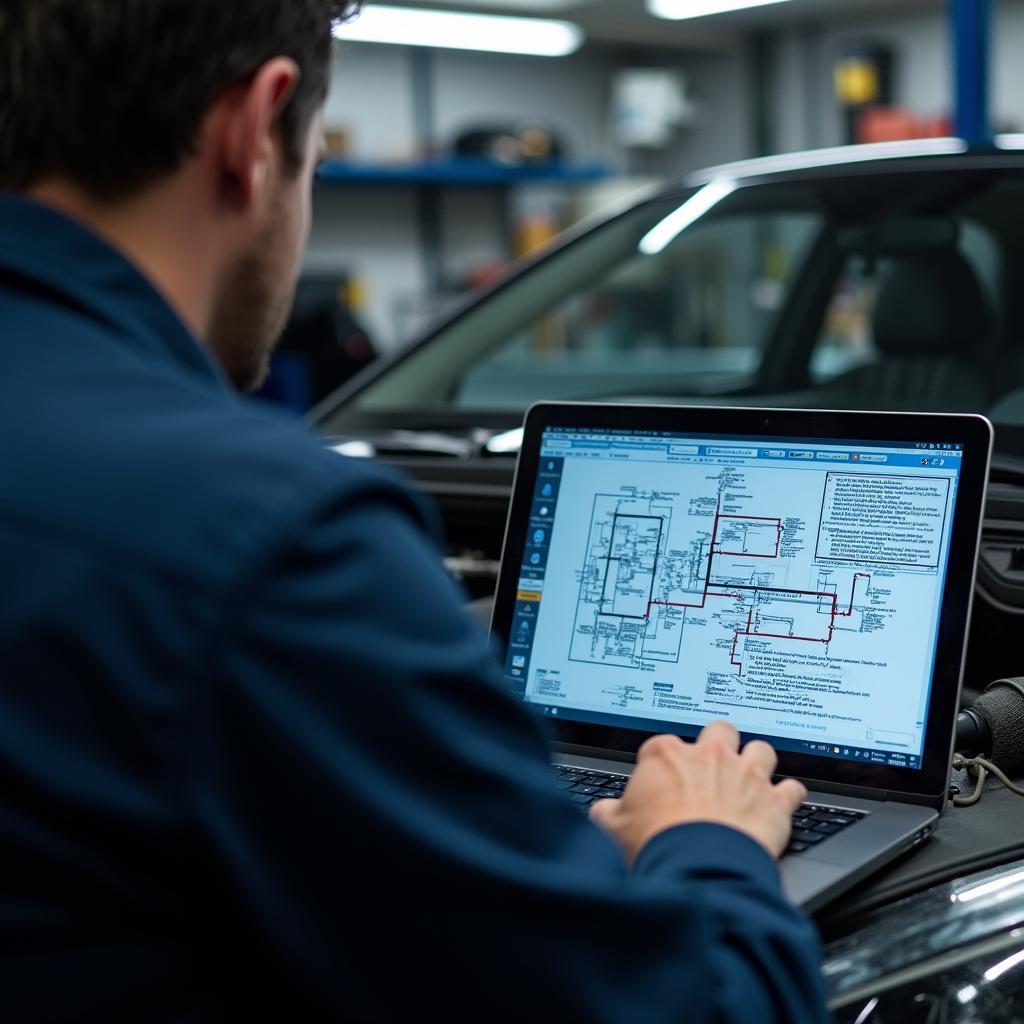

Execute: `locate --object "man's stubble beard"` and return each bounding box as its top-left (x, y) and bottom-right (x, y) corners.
top-left (208, 211), bottom-right (301, 394)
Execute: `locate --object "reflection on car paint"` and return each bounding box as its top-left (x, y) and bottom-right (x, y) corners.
top-left (827, 858), bottom-right (1024, 1020)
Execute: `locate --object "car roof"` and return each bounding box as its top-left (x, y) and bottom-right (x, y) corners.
top-left (686, 136), bottom-right (1024, 188)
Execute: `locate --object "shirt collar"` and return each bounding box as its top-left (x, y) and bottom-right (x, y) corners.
top-left (0, 192), bottom-right (230, 391)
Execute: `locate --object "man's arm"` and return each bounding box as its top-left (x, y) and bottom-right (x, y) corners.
top-left (185, 479), bottom-right (828, 1022)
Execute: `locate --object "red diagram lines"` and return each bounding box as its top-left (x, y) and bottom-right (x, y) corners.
top-left (644, 503), bottom-right (870, 674)
top-left (726, 572), bottom-right (870, 671)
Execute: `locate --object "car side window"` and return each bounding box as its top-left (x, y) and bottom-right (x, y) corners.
top-left (453, 212), bottom-right (822, 408)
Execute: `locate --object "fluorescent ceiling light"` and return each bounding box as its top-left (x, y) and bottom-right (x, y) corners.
top-left (648, 0), bottom-right (791, 21)
top-left (334, 5), bottom-right (583, 56)
top-left (639, 178), bottom-right (738, 256)
top-left (419, 0), bottom-right (591, 9)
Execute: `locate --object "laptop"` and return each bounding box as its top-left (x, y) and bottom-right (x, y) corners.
top-left (490, 403), bottom-right (993, 911)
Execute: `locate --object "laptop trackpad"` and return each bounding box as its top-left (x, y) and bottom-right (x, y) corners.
top-left (779, 856), bottom-right (846, 908)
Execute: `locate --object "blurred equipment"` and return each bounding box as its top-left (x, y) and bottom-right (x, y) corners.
top-left (834, 44), bottom-right (893, 145)
top-left (857, 108), bottom-right (953, 144)
top-left (259, 274), bottom-right (378, 412)
top-left (611, 68), bottom-right (695, 149)
top-left (955, 678), bottom-right (1024, 774)
top-left (323, 129), bottom-right (350, 157)
top-left (453, 123), bottom-right (565, 166)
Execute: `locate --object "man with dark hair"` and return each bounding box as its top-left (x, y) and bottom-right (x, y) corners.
top-left (0, 2), bottom-right (826, 1021)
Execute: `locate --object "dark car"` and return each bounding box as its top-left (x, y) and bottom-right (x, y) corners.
top-left (314, 141), bottom-right (1024, 677)
top-left (825, 853), bottom-right (1024, 1022)
top-left (312, 140), bottom-right (1024, 994)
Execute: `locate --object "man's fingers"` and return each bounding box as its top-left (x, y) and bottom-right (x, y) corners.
top-left (741, 739), bottom-right (777, 778)
top-left (696, 720), bottom-right (740, 754)
top-left (637, 733), bottom-right (685, 763)
top-left (774, 777), bottom-right (808, 814)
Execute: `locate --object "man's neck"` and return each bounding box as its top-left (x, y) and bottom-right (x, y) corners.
top-left (27, 178), bottom-right (221, 343)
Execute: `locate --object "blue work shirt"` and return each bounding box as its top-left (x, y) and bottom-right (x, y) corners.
top-left (0, 194), bottom-right (827, 1023)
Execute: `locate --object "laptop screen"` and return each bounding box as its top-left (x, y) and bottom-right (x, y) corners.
top-left (501, 426), bottom-right (967, 771)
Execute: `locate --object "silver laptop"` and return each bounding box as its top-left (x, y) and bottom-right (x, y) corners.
top-left (490, 403), bottom-right (993, 911)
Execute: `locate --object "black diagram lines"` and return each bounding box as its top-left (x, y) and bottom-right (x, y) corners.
top-left (569, 476), bottom-right (882, 677)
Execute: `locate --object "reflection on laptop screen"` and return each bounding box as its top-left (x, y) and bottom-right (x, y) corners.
top-left (502, 428), bottom-right (965, 770)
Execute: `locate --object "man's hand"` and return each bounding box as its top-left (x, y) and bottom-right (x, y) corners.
top-left (589, 722), bottom-right (806, 865)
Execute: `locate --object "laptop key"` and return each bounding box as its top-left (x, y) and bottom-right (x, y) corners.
top-left (597, 788), bottom-right (621, 799)
top-left (786, 842), bottom-right (809, 854)
top-left (791, 828), bottom-right (825, 844)
top-left (571, 793), bottom-right (594, 805)
top-left (813, 822), bottom-right (842, 835)
top-left (811, 813), bottom-right (856, 827)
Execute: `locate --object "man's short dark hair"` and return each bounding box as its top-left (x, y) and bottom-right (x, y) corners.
top-left (0, 0), bottom-right (358, 199)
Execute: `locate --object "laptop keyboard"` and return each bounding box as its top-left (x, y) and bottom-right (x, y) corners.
top-left (554, 765), bottom-right (867, 856)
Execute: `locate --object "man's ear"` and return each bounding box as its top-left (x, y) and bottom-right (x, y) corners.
top-left (213, 57), bottom-right (301, 210)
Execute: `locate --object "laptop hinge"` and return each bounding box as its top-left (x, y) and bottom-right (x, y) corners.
top-left (798, 778), bottom-right (943, 811)
top-left (792, 777), bottom-right (882, 802)
top-left (554, 742), bottom-right (636, 766)
top-left (881, 789), bottom-right (944, 812)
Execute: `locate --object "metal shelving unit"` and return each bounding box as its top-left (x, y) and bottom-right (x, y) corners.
top-left (316, 158), bottom-right (611, 293)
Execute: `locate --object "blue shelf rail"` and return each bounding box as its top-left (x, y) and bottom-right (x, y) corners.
top-left (316, 158), bottom-right (611, 186)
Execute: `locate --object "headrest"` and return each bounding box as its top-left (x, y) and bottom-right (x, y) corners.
top-left (873, 253), bottom-right (993, 357)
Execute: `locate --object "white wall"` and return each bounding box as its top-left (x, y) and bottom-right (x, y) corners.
top-left (664, 50), bottom-right (755, 172)
top-left (325, 44), bottom-right (621, 165)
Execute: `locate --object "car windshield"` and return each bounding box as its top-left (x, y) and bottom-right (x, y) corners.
top-left (334, 165), bottom-right (1024, 455)
top-left (349, 186), bottom-right (825, 411)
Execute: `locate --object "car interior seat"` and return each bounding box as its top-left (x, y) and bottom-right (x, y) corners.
top-left (814, 252), bottom-right (995, 411)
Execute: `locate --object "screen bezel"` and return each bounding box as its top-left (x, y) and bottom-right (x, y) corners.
top-left (491, 402), bottom-right (993, 803)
